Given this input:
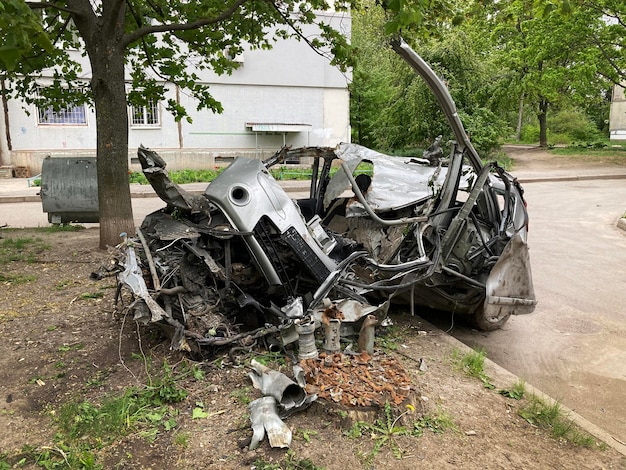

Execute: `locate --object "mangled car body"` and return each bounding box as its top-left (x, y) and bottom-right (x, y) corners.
top-left (110, 38), bottom-right (536, 355)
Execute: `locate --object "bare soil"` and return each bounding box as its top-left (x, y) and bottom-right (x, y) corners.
top-left (1, 226), bottom-right (625, 469)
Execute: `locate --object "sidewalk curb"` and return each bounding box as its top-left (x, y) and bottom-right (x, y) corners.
top-left (518, 173), bottom-right (626, 184)
top-left (433, 327), bottom-right (626, 457)
top-left (3, 172), bottom-right (626, 204)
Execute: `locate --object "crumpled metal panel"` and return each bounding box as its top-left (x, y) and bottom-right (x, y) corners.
top-left (327, 143), bottom-right (471, 212)
top-left (483, 232), bottom-right (537, 319)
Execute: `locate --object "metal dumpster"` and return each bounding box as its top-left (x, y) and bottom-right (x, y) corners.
top-left (40, 156), bottom-right (99, 224)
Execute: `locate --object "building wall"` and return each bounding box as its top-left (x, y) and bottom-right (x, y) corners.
top-left (609, 84), bottom-right (626, 141)
top-left (3, 12), bottom-right (351, 174)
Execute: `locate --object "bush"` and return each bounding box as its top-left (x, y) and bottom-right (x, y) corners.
top-left (548, 109), bottom-right (601, 142)
top-left (519, 124), bottom-right (540, 143)
top-left (459, 107), bottom-right (509, 156)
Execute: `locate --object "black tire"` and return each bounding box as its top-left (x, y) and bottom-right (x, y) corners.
top-left (471, 305), bottom-right (511, 331)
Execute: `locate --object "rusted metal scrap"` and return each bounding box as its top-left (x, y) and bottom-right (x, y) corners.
top-left (299, 351), bottom-right (413, 408)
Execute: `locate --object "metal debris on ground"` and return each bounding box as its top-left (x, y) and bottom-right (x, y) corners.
top-left (299, 351), bottom-right (413, 408)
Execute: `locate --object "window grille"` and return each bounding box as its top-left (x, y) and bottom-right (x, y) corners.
top-left (130, 99), bottom-right (160, 127)
top-left (37, 104), bottom-right (87, 125)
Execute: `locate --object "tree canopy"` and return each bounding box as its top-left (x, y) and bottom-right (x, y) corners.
top-left (350, 0), bottom-right (621, 152)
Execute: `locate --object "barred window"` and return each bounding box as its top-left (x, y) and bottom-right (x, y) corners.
top-left (37, 104), bottom-right (87, 125)
top-left (130, 99), bottom-right (160, 127)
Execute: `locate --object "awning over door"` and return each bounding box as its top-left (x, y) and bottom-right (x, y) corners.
top-left (246, 122), bottom-right (312, 132)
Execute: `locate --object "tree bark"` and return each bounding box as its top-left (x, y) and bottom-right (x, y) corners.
top-left (516, 92), bottom-right (524, 142)
top-left (72, 1), bottom-right (135, 249)
top-left (537, 98), bottom-right (549, 148)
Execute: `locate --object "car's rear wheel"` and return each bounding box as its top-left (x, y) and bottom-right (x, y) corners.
top-left (471, 305), bottom-right (511, 331)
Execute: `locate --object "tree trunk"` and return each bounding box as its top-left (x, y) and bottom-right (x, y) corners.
top-left (537, 98), bottom-right (549, 148)
top-left (515, 92), bottom-right (524, 142)
top-left (74, 3), bottom-right (135, 249)
top-left (92, 62), bottom-right (135, 249)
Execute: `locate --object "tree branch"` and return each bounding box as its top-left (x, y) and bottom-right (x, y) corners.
top-left (267, 1), bottom-right (336, 63)
top-left (122, 0), bottom-right (249, 48)
top-left (26, 1), bottom-right (80, 16)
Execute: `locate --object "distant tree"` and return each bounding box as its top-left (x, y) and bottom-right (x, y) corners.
top-left (484, 0), bottom-right (614, 147)
top-left (578, 0), bottom-right (626, 86)
top-left (351, 1), bottom-right (508, 155)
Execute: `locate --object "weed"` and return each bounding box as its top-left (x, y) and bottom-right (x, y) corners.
top-left (254, 450), bottom-right (324, 470)
top-left (498, 380), bottom-right (526, 400)
top-left (40, 224), bottom-right (85, 233)
top-left (518, 394), bottom-right (597, 447)
top-left (253, 352), bottom-right (287, 368)
top-left (86, 369), bottom-right (111, 388)
top-left (0, 236), bottom-right (50, 264)
top-left (413, 407), bottom-right (456, 436)
top-left (0, 273), bottom-right (36, 284)
top-left (17, 443), bottom-right (101, 469)
top-left (298, 429), bottom-right (318, 443)
top-left (58, 343), bottom-right (85, 353)
top-left (1, 357), bottom-right (195, 467)
top-left (56, 280), bottom-right (73, 290)
top-left (451, 348), bottom-right (494, 389)
top-left (79, 291), bottom-right (105, 300)
top-left (376, 324), bottom-right (405, 351)
top-left (346, 403), bottom-right (415, 466)
top-left (174, 431), bottom-right (190, 448)
top-left (230, 385), bottom-right (253, 405)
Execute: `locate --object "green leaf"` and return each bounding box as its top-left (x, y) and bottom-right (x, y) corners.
top-left (192, 407), bottom-right (209, 419)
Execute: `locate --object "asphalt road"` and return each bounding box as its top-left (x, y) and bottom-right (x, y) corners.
top-left (1, 178), bottom-right (625, 444)
top-left (424, 178), bottom-right (626, 445)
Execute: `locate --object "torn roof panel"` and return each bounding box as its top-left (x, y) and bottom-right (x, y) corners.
top-left (329, 143), bottom-right (452, 212)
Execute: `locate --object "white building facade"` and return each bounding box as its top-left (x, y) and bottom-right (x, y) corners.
top-left (0, 12), bottom-right (351, 174)
top-left (609, 83), bottom-right (626, 141)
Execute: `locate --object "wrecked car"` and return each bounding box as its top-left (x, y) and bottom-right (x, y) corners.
top-left (106, 38), bottom-right (535, 356)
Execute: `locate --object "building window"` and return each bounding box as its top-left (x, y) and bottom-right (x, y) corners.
top-left (130, 99), bottom-right (160, 127)
top-left (37, 103), bottom-right (87, 125)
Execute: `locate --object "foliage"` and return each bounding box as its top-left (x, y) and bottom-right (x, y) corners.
top-left (0, 0), bottom-right (53, 71)
top-left (547, 108), bottom-right (602, 142)
top-left (482, 0), bottom-right (615, 146)
top-left (350, 2), bottom-right (511, 156)
top-left (1, 0), bottom-right (372, 248)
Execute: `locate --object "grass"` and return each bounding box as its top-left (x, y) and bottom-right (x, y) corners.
top-left (128, 162), bottom-right (370, 185)
top-left (498, 380), bottom-right (526, 400)
top-left (0, 359), bottom-right (199, 468)
top-left (550, 145), bottom-right (626, 161)
top-left (412, 407), bottom-right (457, 436)
top-left (451, 348), bottom-right (495, 389)
top-left (518, 394), bottom-right (598, 448)
top-left (0, 273), bottom-right (36, 284)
